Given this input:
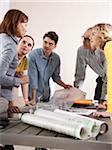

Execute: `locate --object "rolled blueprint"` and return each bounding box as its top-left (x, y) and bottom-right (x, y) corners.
top-left (34, 109), bottom-right (95, 137)
top-left (21, 113), bottom-right (89, 140)
top-left (54, 109), bottom-right (108, 136)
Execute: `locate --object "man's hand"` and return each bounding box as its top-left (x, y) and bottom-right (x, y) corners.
top-left (64, 84), bottom-right (72, 89)
top-left (29, 100), bottom-right (36, 106)
top-left (24, 99), bottom-right (31, 106)
top-left (93, 111), bottom-right (112, 117)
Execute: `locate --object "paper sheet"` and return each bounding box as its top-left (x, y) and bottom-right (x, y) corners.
top-left (50, 87), bottom-right (86, 108)
top-left (69, 108), bottom-right (96, 116)
top-left (35, 87), bottom-right (86, 111)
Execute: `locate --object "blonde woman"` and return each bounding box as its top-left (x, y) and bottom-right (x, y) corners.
top-left (90, 23), bottom-right (112, 117)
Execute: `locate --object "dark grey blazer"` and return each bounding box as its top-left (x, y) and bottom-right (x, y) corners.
top-left (0, 33), bottom-right (21, 100)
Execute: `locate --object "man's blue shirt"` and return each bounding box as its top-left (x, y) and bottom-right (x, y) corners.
top-left (28, 48), bottom-right (61, 102)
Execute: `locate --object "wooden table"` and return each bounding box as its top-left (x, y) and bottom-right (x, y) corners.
top-left (0, 115), bottom-right (112, 150)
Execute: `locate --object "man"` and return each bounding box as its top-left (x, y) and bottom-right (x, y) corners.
top-left (74, 27), bottom-right (107, 102)
top-left (28, 31), bottom-right (72, 105)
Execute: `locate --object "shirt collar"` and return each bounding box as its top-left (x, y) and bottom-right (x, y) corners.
top-left (10, 35), bottom-right (19, 45)
top-left (40, 49), bottom-right (53, 61)
top-left (94, 49), bottom-right (101, 56)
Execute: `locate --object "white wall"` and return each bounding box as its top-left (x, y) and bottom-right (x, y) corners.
top-left (10, 0), bottom-right (111, 99)
top-left (0, 1), bottom-right (9, 22)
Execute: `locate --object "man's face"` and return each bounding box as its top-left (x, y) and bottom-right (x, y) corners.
top-left (43, 37), bottom-right (56, 56)
top-left (82, 29), bottom-right (92, 49)
top-left (82, 37), bottom-right (91, 49)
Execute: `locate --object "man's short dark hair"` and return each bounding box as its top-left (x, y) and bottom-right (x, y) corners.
top-left (43, 31), bottom-right (59, 45)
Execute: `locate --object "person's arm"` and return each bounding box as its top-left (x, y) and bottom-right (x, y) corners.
top-left (55, 80), bottom-right (72, 89)
top-left (93, 111), bottom-right (112, 117)
top-left (52, 55), bottom-right (72, 89)
top-left (74, 47), bottom-right (87, 88)
top-left (8, 75), bottom-right (29, 112)
top-left (0, 36), bottom-right (21, 113)
top-left (100, 59), bottom-right (107, 105)
top-left (18, 57), bottom-right (30, 105)
top-left (21, 82), bottom-right (29, 105)
top-left (0, 37), bottom-right (21, 87)
top-left (30, 88), bottom-right (37, 105)
top-left (100, 79), bottom-right (107, 100)
top-left (28, 52), bottom-right (38, 105)
top-left (96, 75), bottom-right (107, 109)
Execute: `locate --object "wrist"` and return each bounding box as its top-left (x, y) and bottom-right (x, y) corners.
top-left (24, 99), bottom-right (29, 102)
top-left (8, 101), bottom-right (13, 107)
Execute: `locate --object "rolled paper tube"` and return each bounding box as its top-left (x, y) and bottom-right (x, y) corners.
top-left (54, 109), bottom-right (108, 136)
top-left (34, 109), bottom-right (94, 137)
top-left (104, 41), bottom-right (112, 112)
top-left (73, 99), bottom-right (92, 105)
top-left (21, 113), bottom-right (89, 140)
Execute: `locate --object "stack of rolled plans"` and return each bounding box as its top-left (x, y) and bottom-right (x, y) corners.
top-left (21, 109), bottom-right (108, 139)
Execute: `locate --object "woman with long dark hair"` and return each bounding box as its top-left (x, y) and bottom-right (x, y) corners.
top-left (0, 9), bottom-right (29, 114)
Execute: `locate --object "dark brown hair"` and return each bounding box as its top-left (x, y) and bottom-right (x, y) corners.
top-left (0, 9), bottom-right (28, 36)
top-left (43, 31), bottom-right (59, 45)
top-left (20, 35), bottom-right (35, 48)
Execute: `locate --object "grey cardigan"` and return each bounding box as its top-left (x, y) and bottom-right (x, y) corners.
top-left (0, 33), bottom-right (21, 101)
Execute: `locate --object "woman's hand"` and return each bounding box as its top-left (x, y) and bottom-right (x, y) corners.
top-left (8, 101), bottom-right (20, 113)
top-left (93, 111), bottom-right (112, 117)
top-left (97, 101), bottom-right (107, 109)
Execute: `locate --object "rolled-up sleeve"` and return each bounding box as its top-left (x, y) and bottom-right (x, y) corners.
top-left (28, 53), bottom-right (38, 89)
top-left (52, 56), bottom-right (61, 82)
top-left (74, 47), bottom-right (87, 88)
